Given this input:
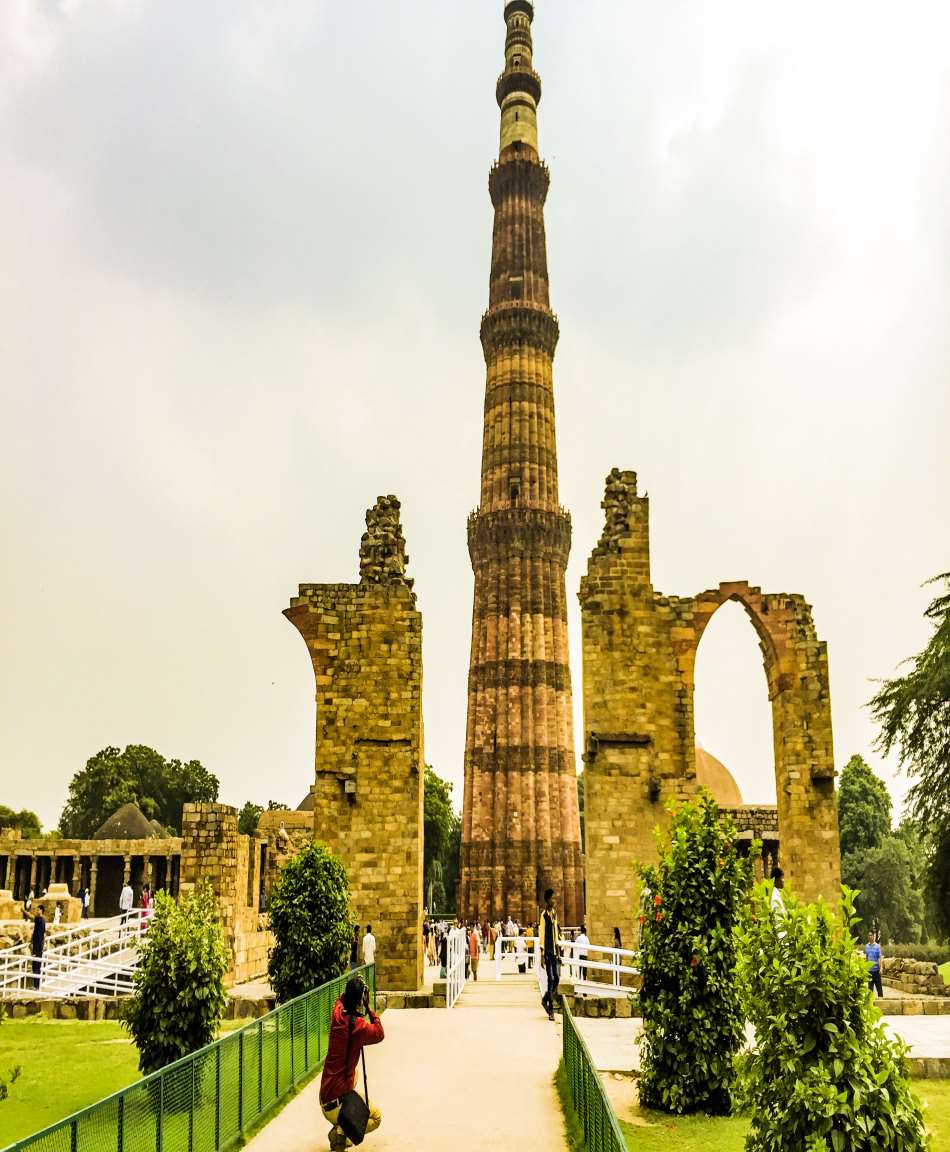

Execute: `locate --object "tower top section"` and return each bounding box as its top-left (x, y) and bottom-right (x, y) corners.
top-left (497, 0), bottom-right (542, 158)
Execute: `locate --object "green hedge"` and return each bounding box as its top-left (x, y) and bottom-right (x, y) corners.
top-left (883, 943), bottom-right (950, 965)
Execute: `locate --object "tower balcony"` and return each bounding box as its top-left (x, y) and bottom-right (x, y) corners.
top-left (496, 65), bottom-right (542, 109)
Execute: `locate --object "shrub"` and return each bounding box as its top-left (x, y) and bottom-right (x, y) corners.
top-left (736, 885), bottom-right (928, 1151)
top-left (123, 883), bottom-right (228, 1074)
top-left (881, 943), bottom-right (950, 965)
top-left (267, 841), bottom-right (351, 1003)
top-left (637, 791), bottom-right (750, 1115)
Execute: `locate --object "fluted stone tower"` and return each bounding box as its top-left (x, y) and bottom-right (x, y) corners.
top-left (460, 1), bottom-right (584, 927)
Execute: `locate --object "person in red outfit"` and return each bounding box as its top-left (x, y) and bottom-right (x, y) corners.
top-left (319, 975), bottom-right (384, 1150)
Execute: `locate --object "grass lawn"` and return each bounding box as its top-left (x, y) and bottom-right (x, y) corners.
top-left (0, 1017), bottom-right (244, 1149)
top-left (617, 1080), bottom-right (950, 1151)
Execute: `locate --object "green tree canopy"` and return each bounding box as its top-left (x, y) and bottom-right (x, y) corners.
top-left (238, 801), bottom-right (263, 836)
top-left (423, 766), bottom-right (460, 913)
top-left (841, 834), bottom-right (925, 943)
top-left (123, 883), bottom-right (228, 1074)
top-left (836, 754), bottom-right (891, 857)
top-left (0, 806), bottom-right (41, 838)
top-left (267, 841), bottom-right (351, 1002)
top-left (869, 573), bottom-right (950, 937)
top-left (59, 745), bottom-right (219, 838)
top-left (638, 792), bottom-right (750, 1115)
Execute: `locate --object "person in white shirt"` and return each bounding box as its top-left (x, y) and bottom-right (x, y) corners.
top-left (119, 881), bottom-right (134, 922)
top-left (770, 866), bottom-right (787, 940)
top-left (362, 924), bottom-right (377, 968)
top-left (574, 925), bottom-right (590, 983)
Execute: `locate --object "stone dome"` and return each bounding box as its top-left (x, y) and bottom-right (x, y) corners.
top-left (94, 803), bottom-right (160, 841)
top-left (695, 747), bottom-right (744, 806)
top-left (149, 819), bottom-right (171, 838)
top-left (296, 790), bottom-right (315, 812)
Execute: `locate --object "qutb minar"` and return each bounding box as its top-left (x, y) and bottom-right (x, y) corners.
top-left (460, 0), bottom-right (584, 926)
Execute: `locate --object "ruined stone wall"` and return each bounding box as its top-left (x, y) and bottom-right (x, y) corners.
top-left (180, 804), bottom-right (271, 985)
top-left (257, 811), bottom-right (312, 902)
top-left (285, 497), bottom-right (424, 992)
top-left (580, 470), bottom-right (840, 949)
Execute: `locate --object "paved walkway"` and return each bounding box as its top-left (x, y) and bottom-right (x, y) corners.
top-left (575, 1015), bottom-right (950, 1074)
top-left (244, 974), bottom-right (567, 1152)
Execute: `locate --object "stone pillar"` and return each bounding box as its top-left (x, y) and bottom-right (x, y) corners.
top-left (123, 856), bottom-right (132, 885)
top-left (285, 496), bottom-right (425, 992)
top-left (72, 856), bottom-right (82, 895)
top-left (29, 854), bottom-right (38, 893)
top-left (6, 855), bottom-right (14, 894)
top-left (89, 860), bottom-right (98, 915)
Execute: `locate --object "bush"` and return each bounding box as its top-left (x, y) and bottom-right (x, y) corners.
top-left (882, 943), bottom-right (950, 964)
top-left (736, 885), bottom-right (928, 1151)
top-left (267, 841), bottom-right (351, 1003)
top-left (123, 883), bottom-right (228, 1074)
top-left (637, 792), bottom-right (750, 1115)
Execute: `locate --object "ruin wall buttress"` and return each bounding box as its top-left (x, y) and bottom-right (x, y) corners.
top-left (285, 497), bottom-right (424, 992)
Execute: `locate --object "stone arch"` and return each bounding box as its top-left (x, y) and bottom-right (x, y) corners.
top-left (670, 582), bottom-right (840, 904)
top-left (579, 471), bottom-right (841, 948)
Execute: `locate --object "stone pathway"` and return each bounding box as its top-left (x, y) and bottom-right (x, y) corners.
top-left (574, 1015), bottom-right (950, 1074)
top-left (243, 975), bottom-right (567, 1151)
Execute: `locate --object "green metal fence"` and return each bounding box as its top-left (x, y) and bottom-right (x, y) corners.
top-left (562, 999), bottom-right (628, 1152)
top-left (4, 965), bottom-right (375, 1152)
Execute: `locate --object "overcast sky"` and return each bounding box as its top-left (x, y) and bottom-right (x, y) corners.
top-left (2, 1), bottom-right (947, 833)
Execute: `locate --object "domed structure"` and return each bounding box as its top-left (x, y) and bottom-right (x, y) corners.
top-left (695, 747), bottom-right (744, 806)
top-left (296, 789), bottom-right (315, 813)
top-left (149, 818), bottom-right (171, 838)
top-left (94, 802), bottom-right (160, 840)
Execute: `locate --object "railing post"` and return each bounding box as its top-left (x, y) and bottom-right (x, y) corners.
top-left (188, 1058), bottom-right (195, 1152)
top-left (304, 994), bottom-right (310, 1070)
top-left (70, 1118), bottom-right (78, 1152)
top-left (156, 1073), bottom-right (164, 1152)
top-left (275, 1006), bottom-right (280, 1095)
top-left (117, 1092), bottom-right (124, 1152)
top-left (238, 1030), bottom-right (244, 1133)
top-left (290, 1002), bottom-right (295, 1084)
top-left (215, 1045), bottom-right (221, 1150)
top-left (257, 1019), bottom-right (263, 1114)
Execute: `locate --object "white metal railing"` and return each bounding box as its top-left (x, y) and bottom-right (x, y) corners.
top-left (445, 926), bottom-right (467, 1008)
top-left (0, 911), bottom-right (149, 1000)
top-left (558, 938), bottom-right (639, 998)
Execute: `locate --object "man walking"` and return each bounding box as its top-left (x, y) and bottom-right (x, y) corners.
top-left (540, 887), bottom-right (560, 1021)
top-left (865, 929), bottom-right (884, 998)
top-left (468, 924), bottom-right (480, 981)
top-left (119, 878), bottom-right (134, 924)
top-left (319, 974), bottom-right (384, 1151)
top-left (362, 924), bottom-right (377, 969)
top-left (31, 906), bottom-right (46, 990)
top-left (574, 924), bottom-right (590, 983)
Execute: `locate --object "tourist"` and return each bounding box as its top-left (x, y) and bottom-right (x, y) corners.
top-left (140, 885), bottom-right (152, 930)
top-left (362, 924), bottom-right (377, 969)
top-left (25, 888), bottom-right (34, 913)
top-left (525, 922), bottom-right (534, 969)
top-left (469, 924), bottom-right (479, 981)
top-left (865, 929), bottom-right (884, 998)
top-left (422, 918), bottom-right (430, 966)
top-left (494, 926), bottom-right (503, 981)
top-left (31, 906), bottom-right (45, 990)
top-left (439, 928), bottom-right (448, 978)
top-left (119, 878), bottom-right (134, 924)
top-left (81, 887), bottom-right (90, 919)
top-left (350, 925), bottom-right (360, 972)
top-left (53, 903), bottom-right (61, 926)
top-left (516, 928), bottom-right (527, 974)
top-left (575, 924), bottom-right (590, 983)
top-left (770, 866), bottom-right (786, 916)
top-left (319, 974), bottom-right (384, 1151)
top-left (540, 887), bottom-right (560, 1021)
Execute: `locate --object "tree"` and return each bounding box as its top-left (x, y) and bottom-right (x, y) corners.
top-left (267, 841), bottom-right (351, 1002)
top-left (637, 792), bottom-right (750, 1115)
top-left (0, 807), bottom-right (41, 838)
top-left (123, 883), bottom-right (228, 1074)
top-left (836, 754), bottom-right (891, 857)
top-left (59, 745), bottom-right (219, 837)
top-left (870, 573), bottom-right (950, 936)
top-left (238, 802), bottom-right (263, 836)
top-left (841, 835), bottom-right (925, 943)
top-left (736, 885), bottom-right (927, 1151)
top-left (423, 766), bottom-right (460, 913)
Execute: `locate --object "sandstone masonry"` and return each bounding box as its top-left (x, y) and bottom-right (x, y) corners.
top-left (580, 469), bottom-right (840, 949)
top-left (285, 496), bottom-right (424, 992)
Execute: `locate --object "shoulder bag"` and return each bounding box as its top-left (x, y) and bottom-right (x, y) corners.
top-left (336, 1014), bottom-right (370, 1145)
